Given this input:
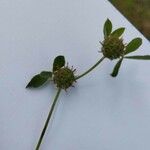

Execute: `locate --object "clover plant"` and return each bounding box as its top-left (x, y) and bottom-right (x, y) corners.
top-left (26, 19), bottom-right (150, 150)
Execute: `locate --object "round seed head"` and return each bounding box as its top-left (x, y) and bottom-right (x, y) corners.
top-left (101, 36), bottom-right (125, 60)
top-left (53, 67), bottom-right (76, 90)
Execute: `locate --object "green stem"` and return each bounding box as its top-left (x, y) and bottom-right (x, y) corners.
top-left (75, 57), bottom-right (105, 80)
top-left (35, 88), bottom-right (61, 150)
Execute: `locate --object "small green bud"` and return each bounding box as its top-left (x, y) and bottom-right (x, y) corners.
top-left (101, 36), bottom-right (125, 60)
top-left (53, 66), bottom-right (76, 90)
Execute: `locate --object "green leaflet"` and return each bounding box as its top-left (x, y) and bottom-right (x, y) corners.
top-left (124, 55), bottom-right (150, 60)
top-left (26, 71), bottom-right (52, 88)
top-left (103, 19), bottom-right (112, 38)
top-left (125, 38), bottom-right (142, 55)
top-left (53, 55), bottom-right (65, 72)
top-left (111, 27), bottom-right (125, 37)
top-left (111, 58), bottom-right (123, 77)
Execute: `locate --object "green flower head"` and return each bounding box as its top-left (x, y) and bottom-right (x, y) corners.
top-left (102, 19), bottom-right (150, 77)
top-left (26, 55), bottom-right (76, 90)
top-left (53, 66), bottom-right (76, 90)
top-left (101, 35), bottom-right (125, 60)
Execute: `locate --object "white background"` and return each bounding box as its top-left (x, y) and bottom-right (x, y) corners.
top-left (0, 0), bottom-right (150, 150)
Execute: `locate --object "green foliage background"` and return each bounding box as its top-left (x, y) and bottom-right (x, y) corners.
top-left (109, 0), bottom-right (150, 40)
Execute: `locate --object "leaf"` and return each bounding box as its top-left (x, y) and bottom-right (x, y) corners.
top-left (26, 71), bottom-right (52, 88)
top-left (111, 27), bottom-right (125, 37)
top-left (111, 58), bottom-right (123, 77)
top-left (26, 75), bottom-right (48, 88)
top-left (53, 55), bottom-right (65, 72)
top-left (103, 19), bottom-right (112, 38)
top-left (124, 55), bottom-right (150, 60)
top-left (125, 38), bottom-right (142, 55)
top-left (40, 71), bottom-right (52, 78)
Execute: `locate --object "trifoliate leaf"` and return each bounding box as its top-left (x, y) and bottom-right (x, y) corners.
top-left (111, 58), bottom-right (123, 77)
top-left (111, 27), bottom-right (125, 37)
top-left (103, 19), bottom-right (112, 38)
top-left (26, 71), bottom-right (52, 88)
top-left (53, 55), bottom-right (65, 72)
top-left (125, 38), bottom-right (142, 55)
top-left (124, 55), bottom-right (150, 60)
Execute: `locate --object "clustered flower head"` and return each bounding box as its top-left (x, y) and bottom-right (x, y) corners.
top-left (53, 66), bottom-right (76, 90)
top-left (26, 55), bottom-right (77, 90)
top-left (101, 35), bottom-right (125, 60)
top-left (101, 18), bottom-right (126, 60)
top-left (100, 19), bottom-right (149, 77)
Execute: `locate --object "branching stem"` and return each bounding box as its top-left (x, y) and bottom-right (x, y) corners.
top-left (75, 57), bottom-right (105, 80)
top-left (35, 57), bottom-right (105, 149)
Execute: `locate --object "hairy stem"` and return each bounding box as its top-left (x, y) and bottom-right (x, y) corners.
top-left (35, 88), bottom-right (61, 150)
top-left (75, 57), bottom-right (105, 80)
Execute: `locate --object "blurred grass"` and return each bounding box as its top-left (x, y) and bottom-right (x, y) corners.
top-left (109, 0), bottom-right (150, 40)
